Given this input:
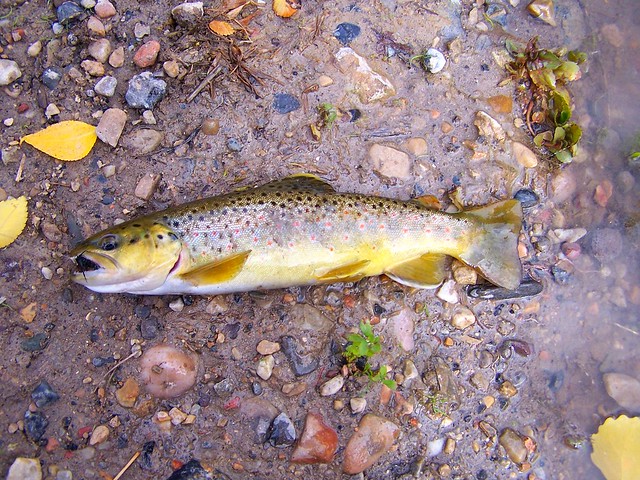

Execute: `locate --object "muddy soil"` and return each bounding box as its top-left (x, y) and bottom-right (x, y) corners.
top-left (1, 0), bottom-right (639, 479)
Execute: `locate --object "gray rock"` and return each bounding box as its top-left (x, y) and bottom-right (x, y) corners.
top-left (42, 67), bottom-right (63, 89)
top-left (171, 2), bottom-right (204, 27)
top-left (267, 412), bottom-right (296, 447)
top-left (369, 144), bottom-right (411, 180)
top-left (0, 59), bottom-right (22, 86)
top-left (31, 380), bottom-right (60, 407)
top-left (6, 458), bottom-right (42, 480)
top-left (280, 335), bottom-right (319, 376)
top-left (96, 108), bottom-right (127, 147)
top-left (123, 129), bottom-right (163, 155)
top-left (319, 375), bottom-right (344, 396)
top-left (94, 76), bottom-right (117, 97)
top-left (56, 1), bottom-right (84, 24)
top-left (24, 410), bottom-right (48, 441)
top-left (125, 72), bottom-right (167, 109)
top-left (603, 372), bottom-right (640, 412)
top-left (88, 38), bottom-right (112, 63)
top-left (241, 397), bottom-right (279, 443)
top-left (289, 304), bottom-right (333, 331)
top-left (165, 460), bottom-right (210, 480)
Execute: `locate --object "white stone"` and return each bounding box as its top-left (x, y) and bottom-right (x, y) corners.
top-left (0, 59), bottom-right (22, 86)
top-left (169, 298), bottom-right (184, 312)
top-left (27, 41), bottom-right (42, 57)
top-left (45, 103), bottom-right (61, 119)
top-left (451, 307), bottom-right (476, 330)
top-left (603, 372), bottom-right (640, 412)
top-left (256, 354), bottom-right (275, 380)
top-left (319, 375), bottom-right (344, 396)
top-left (94, 76), bottom-right (117, 97)
top-left (512, 141), bottom-right (538, 168)
top-left (335, 47), bottom-right (395, 103)
top-left (436, 279), bottom-right (459, 304)
top-left (474, 111), bottom-right (506, 142)
top-left (350, 397), bottom-right (367, 414)
top-left (6, 457), bottom-right (42, 480)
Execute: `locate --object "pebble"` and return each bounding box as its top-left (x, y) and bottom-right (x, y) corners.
top-left (282, 381), bottom-right (307, 396)
top-left (27, 41), bottom-right (42, 57)
top-left (470, 371), bottom-right (490, 391)
top-left (267, 412), bottom-right (296, 447)
top-left (423, 48), bottom-right (446, 74)
top-left (140, 316), bottom-right (161, 339)
top-left (257, 339), bottom-right (280, 355)
top-left (125, 72), bottom-right (167, 109)
top-left (24, 410), bottom-right (48, 441)
top-left (318, 75), bottom-right (333, 87)
top-left (551, 169), bottom-right (576, 203)
top-left (466, 279), bottom-right (543, 300)
top-left (590, 228), bottom-right (623, 262)
top-left (42, 222), bottom-right (63, 242)
top-left (6, 458), bottom-right (42, 480)
top-left (333, 22), bottom-right (361, 46)
top-left (96, 108), bottom-right (127, 147)
top-left (549, 228), bottom-right (587, 244)
top-left (41, 267), bottom-right (53, 280)
top-left (436, 280), bottom-right (459, 304)
top-left (109, 47), bottom-right (125, 68)
top-left (319, 375), bottom-right (344, 396)
top-left (512, 141), bottom-right (538, 168)
top-left (404, 137), bottom-right (427, 155)
top-left (56, 1), bottom-right (84, 23)
top-left (88, 39), bottom-right (112, 63)
top-left (94, 76), bottom-right (117, 97)
top-left (451, 307), bottom-right (476, 330)
top-left (241, 397), bottom-right (279, 443)
top-left (603, 372), bottom-right (640, 412)
top-left (499, 380), bottom-right (518, 397)
top-left (124, 128), bottom-right (164, 154)
top-left (350, 397), bottom-right (367, 414)
top-left (426, 437), bottom-right (446, 457)
top-left (133, 41), bottom-right (161, 68)
top-left (527, 0), bottom-right (556, 26)
top-left (280, 335), bottom-right (319, 375)
top-left (95, 0), bottom-right (116, 18)
top-left (45, 103), bottom-right (61, 119)
top-left (169, 298), bottom-right (184, 312)
top-left (87, 16), bottom-right (106, 36)
top-left (171, 2), bottom-right (204, 27)
top-left (169, 407), bottom-right (188, 425)
top-left (256, 354), bottom-right (275, 380)
top-left (134, 22), bottom-right (151, 40)
top-left (142, 110), bottom-right (156, 125)
top-left (474, 111), bottom-right (506, 142)
top-left (403, 360), bottom-right (419, 384)
top-left (81, 60), bottom-right (105, 76)
top-left (163, 60), bottom-right (181, 78)
top-left (115, 377), bottom-right (139, 408)
top-left (291, 412), bottom-right (339, 464)
top-left (390, 308), bottom-right (415, 351)
top-left (487, 94), bottom-right (513, 114)
top-left (452, 264), bottom-right (477, 285)
top-left (289, 304), bottom-right (333, 331)
top-left (42, 67), bottom-right (63, 90)
top-left (31, 380), bottom-right (60, 407)
top-left (133, 172), bottom-right (162, 201)
top-left (89, 425), bottom-right (109, 445)
top-left (335, 47), bottom-right (395, 103)
top-left (514, 188), bottom-right (539, 208)
top-left (165, 459), bottom-right (209, 480)
top-left (343, 414), bottom-right (400, 474)
top-left (499, 428), bottom-right (528, 464)
top-left (369, 143), bottom-right (411, 180)
top-left (272, 93), bottom-right (301, 114)
top-left (0, 59), bottom-right (22, 86)
top-left (227, 138), bottom-right (243, 152)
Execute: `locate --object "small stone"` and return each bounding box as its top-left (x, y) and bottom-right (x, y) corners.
top-left (452, 264), bottom-right (477, 285)
top-left (31, 380), bottom-right (60, 407)
top-left (125, 72), bottom-right (167, 109)
top-left (426, 437), bottom-right (446, 457)
top-left (512, 141), bottom-right (538, 168)
top-left (404, 137), bottom-right (427, 155)
top-left (318, 75), bottom-right (333, 87)
top-left (603, 372), bottom-right (640, 412)
top-left (390, 308), bottom-right (415, 351)
top-left (289, 304), bottom-right (333, 331)
top-left (115, 377), bottom-right (139, 408)
top-left (343, 414), bottom-right (400, 474)
top-left (451, 307), bottom-right (476, 330)
top-left (134, 172), bottom-right (162, 200)
top-left (163, 60), bottom-right (180, 78)
top-left (514, 188), bottom-right (539, 208)
top-left (403, 360), bottom-right (419, 384)
top-left (499, 428), bottom-right (528, 464)
top-left (320, 375), bottom-right (344, 396)
top-left (444, 438), bottom-right (456, 454)
top-left (291, 412), bottom-right (339, 464)
top-left (423, 48), bottom-right (446, 73)
top-left (267, 412), bottom-right (296, 447)
top-left (499, 380), bottom-right (518, 397)
top-left (171, 2), bottom-right (204, 27)
top-left (470, 372), bottom-right (490, 391)
top-left (81, 60), bottom-right (105, 76)
top-left (6, 458), bottom-right (42, 480)
top-left (45, 103), bottom-right (61, 119)
top-left (333, 22), bottom-right (361, 46)
top-left (95, 0), bottom-right (117, 19)
top-left (96, 108), bottom-right (126, 147)
top-left (41, 267), bottom-right (54, 280)
top-left (133, 41), bottom-right (161, 68)
top-left (168, 407), bottom-right (188, 425)
top-left (601, 24), bottom-right (624, 48)
top-left (89, 425), bottom-right (109, 445)
top-left (282, 381), bottom-right (307, 396)
top-left (27, 41), bottom-right (42, 57)
top-left (24, 411), bottom-right (48, 441)
top-left (52, 23), bottom-right (64, 34)
top-left (436, 280), bottom-right (459, 304)
top-left (94, 76), bottom-right (117, 97)
top-left (87, 16), bottom-right (106, 36)
top-left (134, 23), bottom-right (151, 40)
top-left (168, 298), bottom-right (184, 312)
top-left (108, 47), bottom-right (125, 68)
top-left (227, 138), bottom-right (242, 151)
top-left (88, 39), bottom-right (112, 63)
top-left (350, 397), bottom-right (367, 414)
top-left (140, 316), bottom-right (161, 340)
top-left (42, 222), bottom-right (63, 242)
top-left (201, 118), bottom-right (220, 135)
top-left (257, 340), bottom-right (280, 355)
top-left (527, 0), bottom-right (556, 26)
top-left (42, 67), bottom-right (63, 90)
top-left (256, 355), bottom-right (275, 380)
top-left (273, 93), bottom-right (301, 114)
top-left (0, 60), bottom-right (22, 86)
top-left (335, 47), bottom-right (395, 103)
top-left (369, 144), bottom-right (411, 180)
top-left (487, 95), bottom-right (513, 114)
top-left (280, 335), bottom-right (319, 376)
top-left (56, 1), bottom-right (83, 23)
top-left (475, 111), bottom-right (505, 142)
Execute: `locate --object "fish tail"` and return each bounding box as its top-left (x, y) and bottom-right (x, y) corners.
top-left (457, 199), bottom-right (523, 290)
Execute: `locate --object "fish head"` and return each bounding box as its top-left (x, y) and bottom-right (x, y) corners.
top-left (70, 220), bottom-right (183, 293)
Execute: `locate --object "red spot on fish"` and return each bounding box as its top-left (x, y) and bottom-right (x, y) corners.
top-left (253, 237), bottom-right (258, 243)
top-left (293, 221), bottom-right (301, 227)
top-left (379, 224), bottom-right (385, 230)
top-left (402, 228), bottom-right (408, 234)
top-left (234, 229), bottom-right (240, 234)
top-left (288, 242), bottom-right (294, 248)
top-left (329, 246), bottom-right (334, 252)
top-left (425, 229), bottom-right (432, 233)
top-left (325, 222), bottom-right (332, 228)
top-left (267, 240), bottom-right (273, 246)
top-left (444, 227), bottom-right (451, 234)
top-left (310, 235), bottom-right (316, 241)
top-left (359, 223), bottom-right (365, 230)
top-left (343, 235), bottom-right (349, 241)
top-left (193, 232), bottom-right (199, 237)
top-left (226, 244), bottom-right (233, 250)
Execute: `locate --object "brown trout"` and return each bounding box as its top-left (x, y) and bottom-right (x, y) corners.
top-left (70, 175), bottom-right (522, 295)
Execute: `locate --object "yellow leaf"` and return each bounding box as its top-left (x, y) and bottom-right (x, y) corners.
top-left (0, 196), bottom-right (28, 248)
top-left (21, 120), bottom-right (97, 161)
top-left (209, 20), bottom-right (235, 36)
top-left (273, 0), bottom-right (300, 18)
top-left (591, 415), bottom-right (640, 480)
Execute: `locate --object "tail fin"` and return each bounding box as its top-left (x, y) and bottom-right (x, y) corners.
top-left (457, 200), bottom-right (523, 290)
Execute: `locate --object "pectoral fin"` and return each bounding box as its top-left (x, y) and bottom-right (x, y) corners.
top-left (314, 259), bottom-right (371, 282)
top-left (385, 253), bottom-right (448, 288)
top-left (180, 251), bottom-right (251, 286)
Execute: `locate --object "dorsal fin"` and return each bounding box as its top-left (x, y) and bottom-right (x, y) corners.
top-left (259, 174), bottom-right (336, 194)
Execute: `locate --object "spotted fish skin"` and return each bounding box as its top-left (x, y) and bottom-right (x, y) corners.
top-left (70, 175), bottom-right (523, 295)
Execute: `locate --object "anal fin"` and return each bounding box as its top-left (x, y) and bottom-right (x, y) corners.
top-left (314, 259), bottom-right (371, 282)
top-left (385, 253), bottom-right (448, 289)
top-left (180, 250), bottom-right (251, 286)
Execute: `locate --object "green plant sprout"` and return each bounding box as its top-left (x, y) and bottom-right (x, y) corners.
top-left (344, 321), bottom-right (396, 390)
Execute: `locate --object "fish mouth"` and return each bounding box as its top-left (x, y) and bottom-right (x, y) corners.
top-left (71, 251), bottom-right (119, 284)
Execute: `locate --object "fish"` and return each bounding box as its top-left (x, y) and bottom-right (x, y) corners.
top-left (70, 174), bottom-right (523, 295)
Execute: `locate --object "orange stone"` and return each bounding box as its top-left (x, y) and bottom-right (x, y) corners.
top-left (343, 414), bottom-right (400, 474)
top-left (290, 412), bottom-right (339, 464)
top-left (133, 41), bottom-right (161, 68)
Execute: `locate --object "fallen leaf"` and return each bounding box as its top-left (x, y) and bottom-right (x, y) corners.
top-left (591, 415), bottom-right (640, 480)
top-left (21, 120), bottom-right (97, 161)
top-left (0, 196), bottom-right (28, 248)
top-left (209, 20), bottom-right (235, 36)
top-left (20, 302), bottom-right (38, 323)
top-left (273, 0), bottom-right (301, 18)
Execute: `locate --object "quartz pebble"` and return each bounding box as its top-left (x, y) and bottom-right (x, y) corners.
top-left (603, 372), bottom-right (640, 412)
top-left (81, 60), bottom-right (105, 76)
top-left (87, 16), bottom-right (106, 36)
top-left (343, 414), bottom-right (400, 474)
top-left (369, 144), bottom-right (411, 180)
top-left (350, 397), bottom-right (367, 414)
top-left (405, 137), bottom-right (427, 155)
top-left (499, 428), bottom-right (528, 464)
top-left (474, 111), bottom-right (506, 142)
top-left (335, 47), bottom-right (395, 103)
top-left (257, 340), bottom-right (280, 355)
top-left (115, 377), bottom-right (139, 408)
top-left (436, 280), bottom-right (459, 304)
top-left (88, 39), bottom-right (112, 63)
top-left (27, 41), bottom-right (42, 57)
top-left (124, 129), bottom-right (164, 155)
top-left (512, 141), bottom-right (538, 168)
top-left (171, 2), bottom-right (204, 27)
top-left (109, 47), bottom-right (125, 68)
top-left (451, 307), bottom-right (476, 330)
top-left (291, 412), bottom-right (339, 464)
top-left (319, 375), bottom-right (344, 396)
top-left (390, 308), bottom-right (415, 351)
top-left (0, 60), bottom-right (22, 86)
top-left (96, 108), bottom-right (127, 147)
top-left (163, 60), bottom-right (181, 78)
top-left (95, 0), bottom-right (116, 18)
top-left (89, 425), bottom-right (109, 445)
top-left (256, 355), bottom-right (275, 380)
top-left (6, 457), bottom-right (42, 480)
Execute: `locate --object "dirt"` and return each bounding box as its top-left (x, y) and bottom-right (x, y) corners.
top-left (1, 0), bottom-right (639, 479)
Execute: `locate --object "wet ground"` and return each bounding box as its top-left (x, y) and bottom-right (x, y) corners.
top-left (1, 0), bottom-right (639, 479)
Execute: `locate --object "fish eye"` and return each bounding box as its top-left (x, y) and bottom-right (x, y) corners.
top-left (99, 234), bottom-right (119, 251)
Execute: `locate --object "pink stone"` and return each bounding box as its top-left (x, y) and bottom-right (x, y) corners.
top-left (290, 412), bottom-right (338, 464)
top-left (95, 0), bottom-right (116, 19)
top-left (133, 40), bottom-right (160, 68)
top-left (343, 414), bottom-right (400, 474)
top-left (87, 16), bottom-right (106, 36)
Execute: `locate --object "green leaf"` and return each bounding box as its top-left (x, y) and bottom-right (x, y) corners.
top-left (564, 123), bottom-right (582, 145)
top-left (382, 379), bottom-right (397, 390)
top-left (529, 68), bottom-right (556, 90)
top-left (360, 321), bottom-right (373, 339)
top-left (539, 51), bottom-right (562, 69)
top-left (554, 150), bottom-right (573, 163)
top-left (550, 92), bottom-right (571, 125)
top-left (505, 39), bottom-right (524, 56)
top-left (555, 61), bottom-right (580, 82)
top-left (534, 131), bottom-right (551, 147)
top-left (568, 50), bottom-right (587, 64)
top-left (553, 126), bottom-right (566, 142)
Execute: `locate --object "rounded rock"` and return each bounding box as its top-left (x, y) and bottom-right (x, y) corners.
top-left (256, 354), bottom-right (275, 381)
top-left (94, 76), bottom-right (117, 97)
top-left (343, 414), bottom-right (400, 474)
top-left (96, 108), bottom-right (127, 147)
top-left (95, 0), bottom-right (116, 18)
top-left (88, 38), bottom-right (112, 63)
top-left (257, 340), bottom-right (280, 355)
top-left (424, 48), bottom-right (446, 73)
top-left (6, 458), bottom-right (42, 480)
top-left (319, 375), bottom-right (344, 396)
top-left (139, 344), bottom-right (198, 399)
top-left (133, 41), bottom-right (161, 68)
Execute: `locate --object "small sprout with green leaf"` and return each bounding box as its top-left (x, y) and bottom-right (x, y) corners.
top-left (343, 321), bottom-right (397, 390)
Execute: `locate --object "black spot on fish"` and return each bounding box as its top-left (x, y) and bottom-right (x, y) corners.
top-left (157, 234), bottom-right (163, 240)
top-left (168, 232), bottom-right (178, 241)
top-left (144, 234), bottom-right (150, 238)
top-left (133, 224), bottom-right (141, 227)
top-left (129, 238), bottom-right (138, 244)
top-left (187, 215), bottom-right (193, 220)
top-left (199, 216), bottom-right (204, 221)
top-left (173, 221), bottom-right (179, 228)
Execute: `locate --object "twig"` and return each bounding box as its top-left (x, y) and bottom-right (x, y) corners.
top-left (15, 154), bottom-right (25, 182)
top-left (113, 451), bottom-right (140, 480)
top-left (186, 57), bottom-right (223, 103)
top-left (100, 350), bottom-right (139, 386)
top-left (614, 322), bottom-right (639, 336)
